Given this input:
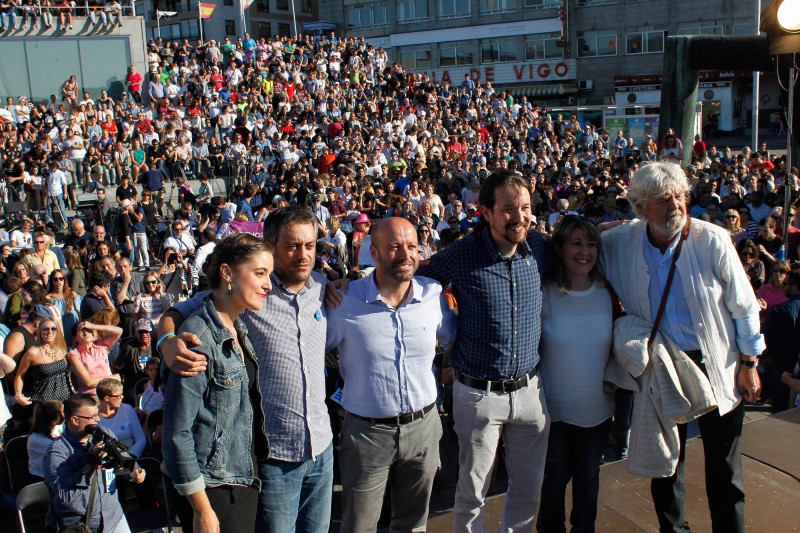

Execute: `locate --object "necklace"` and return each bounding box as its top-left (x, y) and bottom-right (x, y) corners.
top-left (43, 346), bottom-right (57, 359)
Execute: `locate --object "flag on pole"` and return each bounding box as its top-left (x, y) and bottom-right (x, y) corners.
top-left (242, 0), bottom-right (255, 8)
top-left (156, 10), bottom-right (178, 17)
top-left (199, 3), bottom-right (215, 18)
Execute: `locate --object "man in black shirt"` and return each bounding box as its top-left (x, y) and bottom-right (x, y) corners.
top-left (64, 218), bottom-right (92, 252)
top-left (116, 174), bottom-right (138, 205)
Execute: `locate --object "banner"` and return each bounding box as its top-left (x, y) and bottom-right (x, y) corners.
top-left (242, 0), bottom-right (255, 8)
top-left (199, 3), bottom-right (215, 19)
top-left (227, 220), bottom-right (264, 240)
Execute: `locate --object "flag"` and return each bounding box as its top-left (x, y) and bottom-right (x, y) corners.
top-left (199, 2), bottom-right (215, 18)
top-left (156, 10), bottom-right (177, 17)
top-left (242, 0), bottom-right (255, 8)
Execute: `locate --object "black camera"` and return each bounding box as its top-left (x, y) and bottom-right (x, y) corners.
top-left (86, 424), bottom-right (135, 475)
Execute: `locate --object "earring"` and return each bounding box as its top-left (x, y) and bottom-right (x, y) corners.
top-left (227, 281), bottom-right (232, 295)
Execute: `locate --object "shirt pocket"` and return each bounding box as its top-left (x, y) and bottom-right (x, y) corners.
top-left (209, 368), bottom-right (243, 413)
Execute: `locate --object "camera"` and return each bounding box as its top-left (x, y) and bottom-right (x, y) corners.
top-left (86, 424), bottom-right (136, 475)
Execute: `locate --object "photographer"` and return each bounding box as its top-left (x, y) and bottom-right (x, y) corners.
top-left (44, 394), bottom-right (145, 533)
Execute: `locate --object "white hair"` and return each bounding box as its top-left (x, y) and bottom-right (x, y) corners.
top-left (628, 162), bottom-right (690, 218)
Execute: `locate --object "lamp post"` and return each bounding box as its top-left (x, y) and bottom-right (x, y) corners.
top-left (776, 0), bottom-right (800, 257)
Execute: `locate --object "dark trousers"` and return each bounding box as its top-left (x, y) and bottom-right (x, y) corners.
top-left (651, 401), bottom-right (745, 533)
top-left (175, 484), bottom-right (258, 533)
top-left (537, 419), bottom-right (611, 533)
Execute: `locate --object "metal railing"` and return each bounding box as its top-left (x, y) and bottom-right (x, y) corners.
top-left (0, 1), bottom-right (138, 33)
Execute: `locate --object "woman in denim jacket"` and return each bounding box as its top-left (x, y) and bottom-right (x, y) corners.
top-left (162, 233), bottom-right (273, 533)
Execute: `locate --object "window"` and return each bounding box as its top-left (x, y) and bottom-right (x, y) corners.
top-left (575, 0), bottom-right (616, 6)
top-left (301, 0), bottom-right (312, 13)
top-left (398, 0), bottom-right (428, 22)
top-left (525, 32), bottom-right (563, 60)
top-left (276, 0), bottom-right (289, 9)
top-left (257, 21), bottom-right (271, 38)
top-left (225, 19), bottom-right (236, 36)
top-left (676, 21), bottom-right (723, 35)
top-left (626, 29), bottom-right (664, 54)
top-left (525, 0), bottom-right (560, 9)
top-left (577, 31), bottom-right (617, 57)
top-left (732, 19), bottom-right (754, 35)
top-left (439, 0), bottom-right (470, 18)
top-left (439, 41), bottom-right (473, 66)
top-left (480, 0), bottom-right (513, 14)
top-left (398, 47), bottom-right (432, 69)
top-left (224, 0), bottom-right (233, 5)
top-left (346, 3), bottom-right (389, 29)
top-left (257, 0), bottom-right (270, 11)
top-left (278, 23), bottom-right (291, 36)
top-left (481, 37), bottom-right (517, 63)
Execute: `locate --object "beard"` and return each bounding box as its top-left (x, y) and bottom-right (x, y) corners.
top-left (382, 257), bottom-right (418, 282)
top-left (652, 209), bottom-right (686, 238)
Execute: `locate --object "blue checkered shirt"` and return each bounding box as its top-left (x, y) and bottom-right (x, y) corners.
top-left (171, 271), bottom-right (332, 462)
top-left (417, 227), bottom-right (546, 381)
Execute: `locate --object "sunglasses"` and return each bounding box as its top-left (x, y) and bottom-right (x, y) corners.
top-left (741, 251), bottom-right (754, 257)
top-left (34, 240), bottom-right (45, 244)
top-left (145, 280), bottom-right (157, 285)
top-left (74, 414), bottom-right (100, 421)
top-left (41, 326), bottom-right (58, 333)
top-left (724, 215), bottom-right (737, 219)
top-left (52, 277), bottom-right (65, 282)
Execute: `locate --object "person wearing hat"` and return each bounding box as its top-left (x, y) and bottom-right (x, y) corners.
top-left (112, 317), bottom-right (156, 403)
top-left (351, 214), bottom-right (374, 271)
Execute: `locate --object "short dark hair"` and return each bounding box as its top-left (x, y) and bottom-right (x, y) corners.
top-left (89, 270), bottom-right (113, 289)
top-left (263, 206), bottom-right (316, 246)
top-left (204, 233), bottom-right (273, 289)
top-left (64, 394), bottom-right (97, 418)
top-left (202, 228), bottom-right (216, 242)
top-left (477, 169), bottom-right (532, 213)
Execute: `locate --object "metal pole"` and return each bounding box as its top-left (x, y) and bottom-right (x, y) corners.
top-left (290, 0), bottom-right (297, 36)
top-left (199, 9), bottom-right (203, 44)
top-left (782, 66), bottom-right (795, 260)
top-left (157, 10), bottom-right (161, 40)
top-left (240, 0), bottom-right (246, 36)
top-left (752, 0), bottom-right (761, 151)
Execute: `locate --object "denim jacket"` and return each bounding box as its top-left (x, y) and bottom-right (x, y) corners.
top-left (162, 295), bottom-right (269, 496)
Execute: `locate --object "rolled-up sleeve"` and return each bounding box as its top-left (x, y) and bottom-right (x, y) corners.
top-left (161, 361), bottom-right (209, 496)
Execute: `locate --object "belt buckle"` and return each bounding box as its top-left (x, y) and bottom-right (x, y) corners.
top-left (501, 377), bottom-right (517, 393)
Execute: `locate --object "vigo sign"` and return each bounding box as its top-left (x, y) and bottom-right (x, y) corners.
top-left (410, 59), bottom-right (576, 85)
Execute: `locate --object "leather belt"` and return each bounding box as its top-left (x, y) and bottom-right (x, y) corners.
top-left (350, 402), bottom-right (436, 425)
top-left (454, 367), bottom-right (538, 394)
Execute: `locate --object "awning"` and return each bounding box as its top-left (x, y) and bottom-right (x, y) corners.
top-left (507, 84), bottom-right (578, 97)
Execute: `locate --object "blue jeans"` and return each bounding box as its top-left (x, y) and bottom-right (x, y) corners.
top-left (256, 443), bottom-right (333, 533)
top-left (537, 419), bottom-right (611, 533)
top-left (47, 193), bottom-right (68, 225)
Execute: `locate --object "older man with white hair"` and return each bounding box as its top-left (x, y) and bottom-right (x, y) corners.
top-left (600, 162), bottom-right (763, 533)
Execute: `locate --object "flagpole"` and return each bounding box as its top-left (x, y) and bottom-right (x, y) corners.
top-left (240, 0), bottom-right (246, 37)
top-left (199, 8), bottom-right (203, 44)
top-left (156, 9), bottom-right (161, 40)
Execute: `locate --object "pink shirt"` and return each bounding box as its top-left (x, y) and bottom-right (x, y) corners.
top-left (69, 340), bottom-right (111, 395)
top-left (757, 283), bottom-right (790, 321)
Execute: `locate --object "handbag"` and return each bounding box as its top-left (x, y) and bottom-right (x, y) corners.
top-left (648, 218), bottom-right (691, 348)
top-left (61, 467), bottom-right (99, 533)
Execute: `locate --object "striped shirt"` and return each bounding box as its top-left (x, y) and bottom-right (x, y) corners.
top-left (417, 227), bottom-right (546, 381)
top-left (172, 271), bottom-right (332, 462)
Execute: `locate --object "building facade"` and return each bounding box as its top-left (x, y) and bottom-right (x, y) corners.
top-left (141, 0), bottom-right (317, 43)
top-left (319, 0), bottom-right (777, 134)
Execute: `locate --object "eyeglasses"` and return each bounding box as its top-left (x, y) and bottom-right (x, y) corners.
top-left (724, 215), bottom-right (737, 219)
top-left (41, 326), bottom-right (58, 333)
top-left (34, 240), bottom-right (45, 244)
top-left (741, 251), bottom-right (754, 257)
top-left (74, 413), bottom-right (100, 421)
top-left (773, 269), bottom-right (788, 274)
top-left (145, 280), bottom-right (157, 285)
top-left (52, 277), bottom-right (65, 282)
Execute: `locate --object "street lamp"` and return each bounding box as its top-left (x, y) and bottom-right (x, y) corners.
top-left (777, 0), bottom-right (800, 31)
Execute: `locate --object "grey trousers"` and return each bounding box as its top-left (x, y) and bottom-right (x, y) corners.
top-left (340, 406), bottom-right (443, 533)
top-left (133, 231), bottom-right (149, 268)
top-left (452, 374), bottom-right (550, 532)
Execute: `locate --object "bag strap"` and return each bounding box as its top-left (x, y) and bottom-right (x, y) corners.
top-left (648, 217), bottom-right (692, 348)
top-left (82, 467), bottom-right (100, 527)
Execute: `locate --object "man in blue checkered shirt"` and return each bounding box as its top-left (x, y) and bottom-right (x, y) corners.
top-left (416, 169), bottom-right (550, 531)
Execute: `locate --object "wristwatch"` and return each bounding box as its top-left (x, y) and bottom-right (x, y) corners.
top-left (740, 358), bottom-right (759, 368)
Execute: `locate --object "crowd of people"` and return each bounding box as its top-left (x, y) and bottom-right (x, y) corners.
top-left (0, 28), bottom-right (799, 533)
top-left (0, 1), bottom-right (128, 33)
